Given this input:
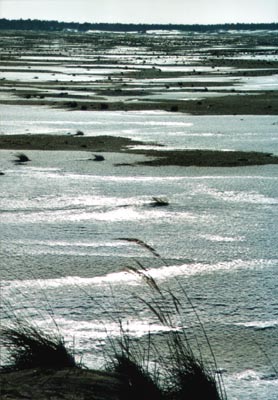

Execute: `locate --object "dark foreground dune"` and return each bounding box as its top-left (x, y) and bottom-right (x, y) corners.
top-left (0, 134), bottom-right (277, 167)
top-left (0, 368), bottom-right (121, 400)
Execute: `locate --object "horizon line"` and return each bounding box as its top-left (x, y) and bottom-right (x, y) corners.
top-left (1, 18), bottom-right (278, 26)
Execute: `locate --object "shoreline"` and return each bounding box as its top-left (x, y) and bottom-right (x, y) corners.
top-left (1, 134), bottom-right (277, 167)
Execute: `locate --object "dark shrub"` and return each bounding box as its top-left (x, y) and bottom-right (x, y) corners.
top-left (100, 103), bottom-right (109, 110)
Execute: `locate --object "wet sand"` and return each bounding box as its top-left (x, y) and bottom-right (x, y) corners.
top-left (1, 30), bottom-right (277, 115)
top-left (1, 134), bottom-right (277, 167)
top-left (1, 91), bottom-right (277, 115)
top-left (0, 134), bottom-right (144, 152)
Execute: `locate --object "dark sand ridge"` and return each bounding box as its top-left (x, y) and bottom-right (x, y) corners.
top-left (0, 368), bottom-right (122, 400)
top-left (1, 91), bottom-right (277, 115)
top-left (0, 134), bottom-right (277, 167)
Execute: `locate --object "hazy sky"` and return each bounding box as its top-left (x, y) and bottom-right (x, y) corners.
top-left (0, 0), bottom-right (277, 24)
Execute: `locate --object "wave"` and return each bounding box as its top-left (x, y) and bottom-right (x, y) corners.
top-left (32, 317), bottom-right (178, 340)
top-left (3, 258), bottom-right (277, 291)
top-left (229, 369), bottom-right (278, 382)
top-left (224, 370), bottom-right (278, 400)
top-left (198, 234), bottom-right (245, 242)
top-left (0, 194), bottom-right (150, 212)
top-left (233, 320), bottom-right (278, 330)
top-left (0, 206), bottom-right (197, 225)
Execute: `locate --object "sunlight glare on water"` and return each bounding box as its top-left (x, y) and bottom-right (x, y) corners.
top-left (0, 109), bottom-right (277, 399)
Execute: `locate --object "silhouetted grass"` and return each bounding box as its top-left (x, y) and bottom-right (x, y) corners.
top-left (108, 241), bottom-right (227, 400)
top-left (109, 328), bottom-right (225, 400)
top-left (1, 240), bottom-right (227, 399)
top-left (113, 354), bottom-right (163, 400)
top-left (1, 320), bottom-right (77, 371)
top-left (164, 333), bottom-right (222, 400)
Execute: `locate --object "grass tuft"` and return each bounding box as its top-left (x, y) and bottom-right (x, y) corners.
top-left (1, 321), bottom-right (77, 371)
top-left (113, 354), bottom-right (163, 400)
top-left (108, 246), bottom-right (227, 400)
top-left (13, 153), bottom-right (31, 163)
top-left (166, 333), bottom-right (222, 400)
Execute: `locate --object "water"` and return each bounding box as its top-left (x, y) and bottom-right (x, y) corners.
top-left (1, 124), bottom-right (278, 399)
top-left (1, 105), bottom-right (278, 154)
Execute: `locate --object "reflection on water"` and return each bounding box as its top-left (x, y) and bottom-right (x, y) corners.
top-left (0, 126), bottom-right (278, 399)
top-left (1, 105), bottom-right (278, 154)
top-left (1, 27), bottom-right (278, 399)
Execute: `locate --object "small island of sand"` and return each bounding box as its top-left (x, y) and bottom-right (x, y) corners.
top-left (0, 134), bottom-right (277, 168)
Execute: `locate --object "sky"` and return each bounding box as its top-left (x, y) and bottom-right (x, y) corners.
top-left (0, 0), bottom-right (277, 24)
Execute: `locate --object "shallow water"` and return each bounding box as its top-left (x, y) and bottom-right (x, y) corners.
top-left (1, 144), bottom-right (278, 399)
top-left (238, 74), bottom-right (278, 91)
top-left (1, 29), bottom-right (278, 398)
top-left (1, 105), bottom-right (278, 154)
top-left (0, 71), bottom-right (106, 82)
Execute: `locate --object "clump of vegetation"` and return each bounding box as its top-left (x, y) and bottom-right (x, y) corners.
top-left (111, 333), bottom-right (224, 400)
top-left (0, 321), bottom-right (77, 371)
top-left (112, 354), bottom-right (163, 400)
top-left (66, 101), bottom-right (78, 108)
top-left (100, 103), bottom-right (109, 110)
top-left (13, 153), bottom-right (31, 164)
top-left (91, 154), bottom-right (105, 161)
top-left (151, 196), bottom-right (169, 206)
top-left (108, 299), bottom-right (225, 399)
top-left (165, 335), bottom-right (223, 400)
top-left (170, 105), bottom-right (179, 112)
top-left (75, 130), bottom-right (84, 136)
top-left (106, 241), bottom-right (226, 399)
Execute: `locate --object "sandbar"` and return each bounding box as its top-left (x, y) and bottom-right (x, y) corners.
top-left (0, 134), bottom-right (277, 167)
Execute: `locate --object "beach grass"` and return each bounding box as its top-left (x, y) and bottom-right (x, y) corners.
top-left (0, 320), bottom-right (77, 371)
top-left (1, 288), bottom-right (226, 399)
top-left (1, 241), bottom-right (226, 399)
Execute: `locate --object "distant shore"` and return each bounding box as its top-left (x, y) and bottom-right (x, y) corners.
top-left (1, 19), bottom-right (277, 33)
top-left (1, 134), bottom-right (277, 167)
